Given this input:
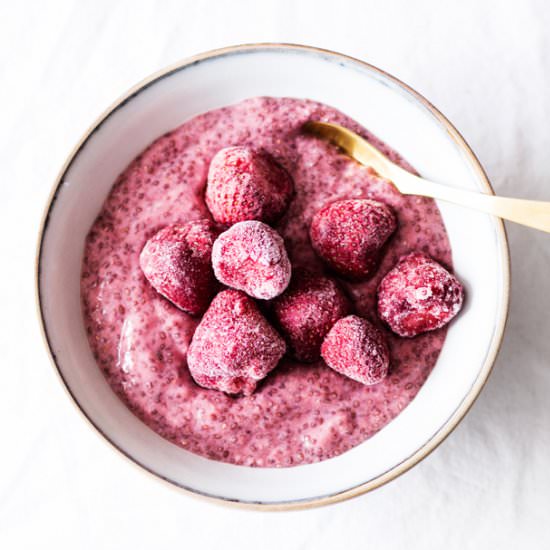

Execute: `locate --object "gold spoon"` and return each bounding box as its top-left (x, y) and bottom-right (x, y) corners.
top-left (304, 121), bottom-right (550, 233)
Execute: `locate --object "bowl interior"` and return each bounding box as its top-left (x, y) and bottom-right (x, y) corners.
top-left (38, 46), bottom-right (508, 507)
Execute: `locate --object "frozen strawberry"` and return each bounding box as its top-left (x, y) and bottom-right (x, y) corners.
top-left (212, 220), bottom-right (291, 300)
top-left (139, 220), bottom-right (218, 316)
top-left (187, 289), bottom-right (286, 396)
top-left (377, 252), bottom-right (464, 337)
top-left (273, 270), bottom-right (351, 362)
top-left (321, 315), bottom-right (390, 386)
top-left (309, 198), bottom-right (397, 279)
top-left (205, 146), bottom-right (294, 226)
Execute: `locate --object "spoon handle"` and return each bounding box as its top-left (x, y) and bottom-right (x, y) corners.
top-left (304, 121), bottom-right (550, 233)
top-left (387, 163), bottom-right (550, 233)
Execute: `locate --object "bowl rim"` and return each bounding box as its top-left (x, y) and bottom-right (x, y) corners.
top-left (35, 42), bottom-right (511, 511)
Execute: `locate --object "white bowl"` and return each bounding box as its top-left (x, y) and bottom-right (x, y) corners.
top-left (36, 44), bottom-right (510, 510)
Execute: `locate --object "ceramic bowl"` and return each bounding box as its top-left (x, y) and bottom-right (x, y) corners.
top-left (36, 43), bottom-right (510, 510)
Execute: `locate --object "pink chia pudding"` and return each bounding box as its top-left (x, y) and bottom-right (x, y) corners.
top-left (81, 97), bottom-right (453, 467)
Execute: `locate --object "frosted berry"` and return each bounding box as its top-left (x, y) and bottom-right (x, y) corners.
top-left (309, 198), bottom-right (396, 279)
top-left (139, 220), bottom-right (218, 316)
top-left (205, 146), bottom-right (294, 226)
top-left (212, 221), bottom-right (291, 300)
top-left (273, 270), bottom-right (351, 362)
top-left (377, 252), bottom-right (464, 337)
top-left (187, 290), bottom-right (286, 396)
top-left (321, 315), bottom-right (390, 386)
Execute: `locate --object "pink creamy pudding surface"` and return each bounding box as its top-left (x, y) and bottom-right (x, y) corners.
top-left (81, 97), bottom-right (452, 468)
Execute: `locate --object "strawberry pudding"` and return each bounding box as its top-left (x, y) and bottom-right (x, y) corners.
top-left (81, 97), bottom-right (462, 467)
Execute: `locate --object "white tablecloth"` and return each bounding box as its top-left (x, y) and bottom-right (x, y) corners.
top-left (1, 0), bottom-right (549, 547)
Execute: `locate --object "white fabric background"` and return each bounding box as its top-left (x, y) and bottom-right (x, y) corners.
top-left (1, 0), bottom-right (549, 547)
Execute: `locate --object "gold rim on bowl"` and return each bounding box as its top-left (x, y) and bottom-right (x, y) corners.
top-left (35, 43), bottom-right (511, 511)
